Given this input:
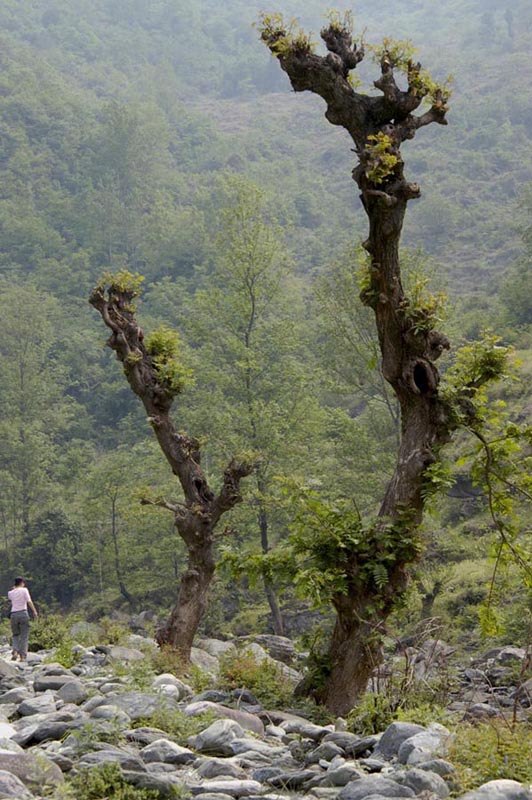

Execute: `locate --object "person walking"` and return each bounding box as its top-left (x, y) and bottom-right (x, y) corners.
top-left (8, 577), bottom-right (38, 662)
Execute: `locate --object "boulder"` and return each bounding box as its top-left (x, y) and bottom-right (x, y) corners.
top-left (496, 647), bottom-right (527, 664)
top-left (196, 639), bottom-right (237, 659)
top-left (188, 780), bottom-right (264, 797)
top-left (104, 646), bottom-right (146, 663)
top-left (280, 717), bottom-right (331, 741)
top-left (122, 770), bottom-right (184, 798)
top-left (18, 692), bottom-right (57, 717)
top-left (152, 673), bottom-right (192, 700)
top-left (0, 723), bottom-right (16, 740)
top-left (76, 749), bottom-right (146, 772)
top-left (459, 780), bottom-right (532, 800)
top-left (192, 719), bottom-right (245, 756)
top-left (338, 776), bottom-right (415, 799)
top-left (401, 766), bottom-right (450, 798)
top-left (139, 739), bottom-right (196, 765)
top-left (185, 701), bottom-right (264, 735)
top-left (249, 636), bottom-right (297, 665)
top-left (0, 769), bottom-right (34, 799)
top-left (0, 663), bottom-right (18, 681)
top-left (374, 722), bottom-right (426, 759)
top-left (57, 680), bottom-right (89, 705)
top-left (197, 758), bottom-right (247, 779)
top-left (397, 724), bottom-right (451, 765)
top-left (0, 752), bottom-right (64, 791)
top-left (100, 691), bottom-right (179, 721)
top-left (0, 688), bottom-right (30, 705)
top-left (191, 647), bottom-right (220, 675)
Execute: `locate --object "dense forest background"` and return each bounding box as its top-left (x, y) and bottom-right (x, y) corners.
top-left (0, 0), bottom-right (530, 646)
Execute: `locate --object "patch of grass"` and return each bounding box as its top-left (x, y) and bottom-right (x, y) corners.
top-left (47, 762), bottom-right (187, 799)
top-left (135, 708), bottom-right (217, 746)
top-left (218, 648), bottom-right (294, 708)
top-left (150, 647), bottom-right (212, 693)
top-left (448, 721), bottom-right (532, 795)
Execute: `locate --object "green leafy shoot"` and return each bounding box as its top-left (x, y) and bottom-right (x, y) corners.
top-left (257, 12), bottom-right (315, 57)
top-left (364, 132), bottom-right (399, 184)
top-left (145, 326), bottom-right (193, 395)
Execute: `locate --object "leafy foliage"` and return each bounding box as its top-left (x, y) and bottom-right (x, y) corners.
top-left (145, 326), bottom-right (193, 395)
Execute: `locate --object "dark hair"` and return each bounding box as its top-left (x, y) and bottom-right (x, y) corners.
top-left (14, 577), bottom-right (25, 587)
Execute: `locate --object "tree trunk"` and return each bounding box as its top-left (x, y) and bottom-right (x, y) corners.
top-left (155, 537), bottom-right (216, 656)
top-left (90, 277), bottom-right (253, 662)
top-left (323, 606), bottom-right (383, 714)
top-left (258, 498), bottom-right (285, 636)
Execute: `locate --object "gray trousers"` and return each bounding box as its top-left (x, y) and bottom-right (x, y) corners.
top-left (10, 610), bottom-right (30, 657)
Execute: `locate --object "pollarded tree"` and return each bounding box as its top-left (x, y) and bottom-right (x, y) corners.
top-left (260, 12), bottom-right (509, 713)
top-left (89, 272), bottom-right (253, 657)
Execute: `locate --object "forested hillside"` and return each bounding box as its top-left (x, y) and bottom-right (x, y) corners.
top-left (0, 0), bottom-right (530, 655)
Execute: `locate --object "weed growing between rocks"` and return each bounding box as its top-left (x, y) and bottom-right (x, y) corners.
top-left (218, 648), bottom-right (295, 708)
top-left (46, 763), bottom-right (184, 799)
top-left (448, 721), bottom-right (532, 795)
top-left (151, 648), bottom-right (212, 692)
top-left (134, 708), bottom-right (217, 745)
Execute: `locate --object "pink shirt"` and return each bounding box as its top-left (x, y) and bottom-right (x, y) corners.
top-left (8, 587), bottom-right (31, 612)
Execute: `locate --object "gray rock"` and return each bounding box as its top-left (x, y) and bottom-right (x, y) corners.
top-left (122, 770), bottom-right (184, 798)
top-left (18, 692), bottom-right (57, 717)
top-left (0, 723), bottom-right (16, 740)
top-left (101, 691), bottom-right (179, 721)
top-left (0, 739), bottom-right (23, 753)
top-left (459, 780), bottom-right (532, 800)
top-left (124, 727), bottom-right (170, 746)
top-left (321, 764), bottom-right (365, 786)
top-left (496, 647), bottom-right (527, 664)
top-left (227, 738), bottom-right (286, 758)
top-left (306, 741), bottom-right (345, 764)
top-left (76, 749), bottom-right (146, 772)
top-left (397, 724), bottom-right (451, 765)
top-left (0, 663), bottom-right (18, 681)
top-left (374, 722), bottom-right (426, 759)
top-left (0, 752), bottom-right (64, 791)
top-left (104, 646), bottom-right (146, 663)
top-left (280, 718), bottom-right (331, 741)
top-left (152, 673), bottom-right (192, 700)
top-left (0, 769), bottom-right (34, 799)
top-left (189, 780), bottom-right (264, 797)
top-left (198, 758), bottom-right (247, 779)
top-left (191, 647), bottom-right (221, 675)
top-left (465, 703), bottom-right (498, 719)
top-left (196, 639), bottom-right (237, 659)
top-left (250, 636), bottom-right (297, 665)
top-left (193, 719), bottom-right (246, 756)
top-left (418, 759), bottom-right (455, 776)
top-left (401, 766), bottom-right (450, 798)
top-left (89, 705), bottom-right (131, 725)
top-left (57, 680), bottom-right (88, 705)
top-left (322, 732), bottom-right (378, 756)
top-left (267, 770), bottom-right (317, 789)
top-left (339, 776), bottom-right (415, 799)
top-left (140, 738), bottom-right (196, 765)
top-left (193, 795), bottom-right (234, 800)
top-left (33, 674), bottom-right (73, 692)
top-left (0, 688), bottom-right (30, 705)
top-left (185, 701), bottom-right (264, 735)
top-left (251, 767), bottom-right (284, 782)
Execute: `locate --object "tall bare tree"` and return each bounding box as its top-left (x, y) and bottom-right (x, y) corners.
top-left (261, 13), bottom-right (506, 714)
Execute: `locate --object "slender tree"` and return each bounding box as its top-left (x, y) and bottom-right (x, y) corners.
top-left (261, 12), bottom-right (508, 713)
top-left (90, 272), bottom-right (253, 657)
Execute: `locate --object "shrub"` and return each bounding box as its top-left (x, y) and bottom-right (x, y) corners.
top-left (218, 648), bottom-right (294, 708)
top-left (448, 721), bottom-right (532, 795)
top-left (29, 614), bottom-right (71, 650)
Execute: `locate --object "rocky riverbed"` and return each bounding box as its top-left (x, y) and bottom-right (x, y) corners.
top-left (0, 634), bottom-right (531, 800)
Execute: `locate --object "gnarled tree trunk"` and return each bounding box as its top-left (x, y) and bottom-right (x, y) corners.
top-left (262, 15), bottom-right (490, 713)
top-left (90, 278), bottom-right (253, 659)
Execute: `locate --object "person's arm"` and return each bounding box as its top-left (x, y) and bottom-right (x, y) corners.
top-left (26, 590), bottom-right (38, 618)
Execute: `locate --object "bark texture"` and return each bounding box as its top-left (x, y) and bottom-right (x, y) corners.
top-left (89, 280), bottom-right (253, 657)
top-left (262, 18), bottom-right (474, 714)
